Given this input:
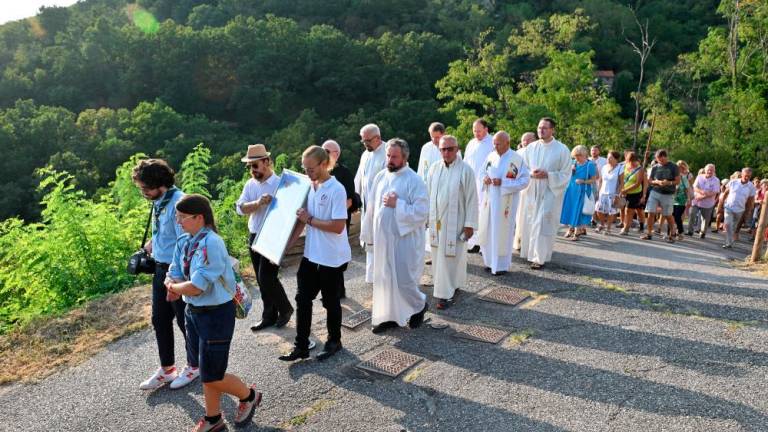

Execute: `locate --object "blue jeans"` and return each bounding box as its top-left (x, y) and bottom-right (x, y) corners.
top-left (185, 301), bottom-right (235, 383)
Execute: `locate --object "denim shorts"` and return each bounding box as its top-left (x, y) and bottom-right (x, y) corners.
top-left (645, 190), bottom-right (674, 216)
top-left (185, 301), bottom-right (235, 383)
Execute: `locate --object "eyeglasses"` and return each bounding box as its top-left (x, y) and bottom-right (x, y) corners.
top-left (176, 214), bottom-right (197, 223)
top-left (439, 147), bottom-right (458, 153)
top-left (360, 137), bottom-right (377, 144)
top-left (324, 149), bottom-right (339, 155)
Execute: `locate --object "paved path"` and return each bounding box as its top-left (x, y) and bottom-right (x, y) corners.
top-left (2, 229), bottom-right (767, 431)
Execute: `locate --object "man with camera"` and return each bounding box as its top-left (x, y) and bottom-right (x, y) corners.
top-left (132, 159), bottom-right (199, 390)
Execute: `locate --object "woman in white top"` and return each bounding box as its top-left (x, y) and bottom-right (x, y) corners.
top-left (594, 150), bottom-right (624, 234)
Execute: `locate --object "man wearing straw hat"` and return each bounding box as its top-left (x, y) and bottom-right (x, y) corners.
top-left (236, 144), bottom-right (294, 331)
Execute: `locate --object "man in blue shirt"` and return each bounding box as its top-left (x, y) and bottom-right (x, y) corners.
top-left (132, 159), bottom-right (199, 390)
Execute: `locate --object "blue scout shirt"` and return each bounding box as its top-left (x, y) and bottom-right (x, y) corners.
top-left (151, 187), bottom-right (185, 264)
top-left (168, 227), bottom-right (236, 307)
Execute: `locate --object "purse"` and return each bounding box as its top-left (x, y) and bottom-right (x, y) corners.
top-left (582, 187), bottom-right (596, 215)
top-left (613, 195), bottom-right (627, 208)
top-left (127, 204), bottom-right (156, 275)
top-left (220, 256), bottom-right (253, 319)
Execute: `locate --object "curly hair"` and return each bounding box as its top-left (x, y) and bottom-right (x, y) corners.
top-left (132, 159), bottom-right (176, 189)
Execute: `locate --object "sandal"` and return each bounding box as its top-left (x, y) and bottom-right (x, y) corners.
top-left (564, 229), bottom-right (575, 238)
top-left (619, 230), bottom-right (629, 236)
top-left (568, 234), bottom-right (579, 241)
top-left (577, 229), bottom-right (587, 237)
top-left (640, 234), bottom-right (652, 240)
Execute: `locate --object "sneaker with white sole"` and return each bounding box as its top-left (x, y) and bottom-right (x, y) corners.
top-left (234, 384), bottom-right (262, 426)
top-left (170, 365), bottom-right (200, 389)
top-left (191, 417), bottom-right (225, 432)
top-left (139, 366), bottom-right (178, 390)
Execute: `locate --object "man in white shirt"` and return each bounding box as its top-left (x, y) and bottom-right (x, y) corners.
top-left (513, 131), bottom-right (537, 251)
top-left (365, 139), bottom-right (430, 334)
top-left (720, 167), bottom-right (757, 248)
top-left (463, 118), bottom-right (494, 253)
top-left (426, 135), bottom-right (477, 309)
top-left (280, 146), bottom-right (351, 362)
top-left (518, 118), bottom-right (572, 269)
top-left (236, 144), bottom-right (293, 332)
top-left (477, 131), bottom-right (530, 275)
top-left (355, 124), bottom-right (387, 283)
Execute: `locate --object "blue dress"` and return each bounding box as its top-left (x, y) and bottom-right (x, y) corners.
top-left (560, 160), bottom-right (597, 226)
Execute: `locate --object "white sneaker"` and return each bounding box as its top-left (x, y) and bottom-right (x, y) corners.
top-left (139, 367), bottom-right (178, 390)
top-left (170, 365), bottom-right (200, 389)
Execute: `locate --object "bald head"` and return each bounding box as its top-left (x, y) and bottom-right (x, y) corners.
top-left (322, 140), bottom-right (341, 168)
top-left (493, 131), bottom-right (510, 155)
top-left (520, 132), bottom-right (536, 149)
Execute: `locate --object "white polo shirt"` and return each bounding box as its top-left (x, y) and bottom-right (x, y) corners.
top-left (304, 176), bottom-right (351, 268)
top-left (725, 179), bottom-right (757, 213)
top-left (235, 173), bottom-right (280, 234)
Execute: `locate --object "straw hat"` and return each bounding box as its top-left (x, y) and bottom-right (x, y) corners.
top-left (241, 144), bottom-right (271, 162)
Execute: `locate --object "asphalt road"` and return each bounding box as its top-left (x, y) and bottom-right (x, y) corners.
top-left (2, 228), bottom-right (767, 431)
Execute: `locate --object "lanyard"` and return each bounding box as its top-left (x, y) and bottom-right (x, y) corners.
top-left (182, 229), bottom-right (209, 280)
top-left (153, 187), bottom-right (179, 234)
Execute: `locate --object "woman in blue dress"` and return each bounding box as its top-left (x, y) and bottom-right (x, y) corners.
top-left (560, 145), bottom-right (598, 240)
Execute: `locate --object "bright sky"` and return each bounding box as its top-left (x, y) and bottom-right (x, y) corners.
top-left (0, 0), bottom-right (80, 25)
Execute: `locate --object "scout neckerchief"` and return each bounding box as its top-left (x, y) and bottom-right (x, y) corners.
top-left (182, 228), bottom-right (209, 280)
top-left (153, 186), bottom-right (179, 235)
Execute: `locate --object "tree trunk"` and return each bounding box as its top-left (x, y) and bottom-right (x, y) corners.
top-left (751, 203), bottom-right (767, 263)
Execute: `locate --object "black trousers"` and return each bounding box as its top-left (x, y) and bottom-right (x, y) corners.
top-left (248, 234), bottom-right (292, 321)
top-left (151, 263), bottom-right (192, 367)
top-left (294, 257), bottom-right (344, 350)
top-left (673, 205), bottom-right (686, 234)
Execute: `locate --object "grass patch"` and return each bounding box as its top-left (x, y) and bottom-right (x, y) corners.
top-left (639, 296), bottom-right (759, 330)
top-left (520, 293), bottom-right (549, 309)
top-left (504, 329), bottom-right (536, 348)
top-left (403, 364), bottom-right (427, 383)
top-left (282, 399), bottom-right (335, 428)
top-left (586, 277), bottom-right (627, 293)
top-left (0, 284), bottom-right (151, 385)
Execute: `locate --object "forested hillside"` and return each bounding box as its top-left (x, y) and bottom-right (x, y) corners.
top-left (0, 0), bottom-right (725, 221)
top-left (1, 0), bottom-right (767, 331)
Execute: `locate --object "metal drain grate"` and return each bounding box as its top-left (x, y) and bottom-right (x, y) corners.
top-left (453, 324), bottom-right (510, 344)
top-left (479, 287), bottom-right (530, 306)
top-left (341, 309), bottom-right (371, 329)
top-left (356, 349), bottom-right (423, 377)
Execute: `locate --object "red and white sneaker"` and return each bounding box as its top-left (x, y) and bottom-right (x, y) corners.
top-left (234, 384), bottom-right (262, 426)
top-left (139, 366), bottom-right (178, 390)
top-left (170, 365), bottom-right (200, 389)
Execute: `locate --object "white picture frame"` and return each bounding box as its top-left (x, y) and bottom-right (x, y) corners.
top-left (251, 169), bottom-right (311, 265)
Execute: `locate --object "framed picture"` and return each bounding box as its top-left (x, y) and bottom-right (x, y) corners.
top-left (252, 169), bottom-right (311, 265)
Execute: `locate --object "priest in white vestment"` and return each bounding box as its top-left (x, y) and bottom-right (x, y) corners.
top-left (426, 135), bottom-right (477, 309)
top-left (514, 132), bottom-right (537, 251)
top-left (518, 118), bottom-right (572, 269)
top-left (418, 122), bottom-right (462, 255)
top-left (462, 118), bottom-right (494, 252)
top-left (355, 123), bottom-right (387, 283)
top-left (477, 132), bottom-right (530, 275)
top-left (366, 138), bottom-right (429, 334)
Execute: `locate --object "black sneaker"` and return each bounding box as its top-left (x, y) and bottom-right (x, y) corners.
top-left (278, 348), bottom-right (309, 361)
top-left (408, 303), bottom-right (428, 329)
top-left (372, 321), bottom-right (399, 334)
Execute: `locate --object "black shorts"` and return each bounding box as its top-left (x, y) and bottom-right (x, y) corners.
top-left (626, 192), bottom-right (644, 209)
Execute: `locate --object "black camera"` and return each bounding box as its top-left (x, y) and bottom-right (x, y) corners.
top-left (127, 249), bottom-right (156, 275)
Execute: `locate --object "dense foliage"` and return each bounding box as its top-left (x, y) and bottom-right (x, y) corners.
top-left (1, 0), bottom-right (767, 330)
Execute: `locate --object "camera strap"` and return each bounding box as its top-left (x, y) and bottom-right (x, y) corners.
top-left (139, 203), bottom-right (153, 250)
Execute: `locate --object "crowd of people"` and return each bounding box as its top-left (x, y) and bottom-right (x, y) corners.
top-left (559, 146), bottom-right (765, 248)
top-left (131, 117), bottom-right (766, 431)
